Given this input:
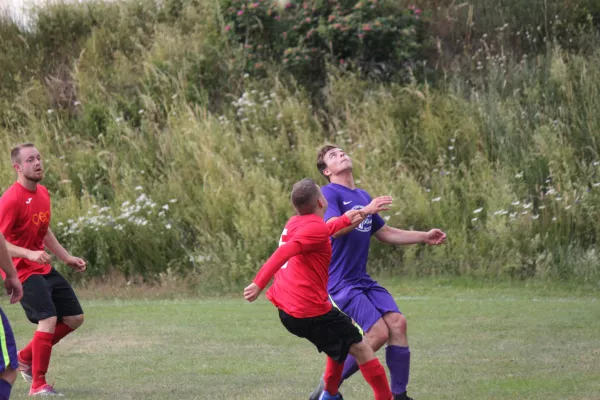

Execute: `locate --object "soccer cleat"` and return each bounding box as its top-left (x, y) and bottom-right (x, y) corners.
top-left (29, 384), bottom-right (64, 396)
top-left (17, 351), bottom-right (33, 383)
top-left (308, 375), bottom-right (325, 400)
top-left (318, 390), bottom-right (344, 400)
top-left (394, 392), bottom-right (414, 400)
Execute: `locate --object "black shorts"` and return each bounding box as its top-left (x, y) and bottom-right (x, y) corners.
top-left (20, 268), bottom-right (84, 324)
top-left (278, 307), bottom-right (363, 363)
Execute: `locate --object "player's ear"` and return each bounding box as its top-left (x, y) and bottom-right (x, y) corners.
top-left (322, 167), bottom-right (332, 178)
top-left (317, 196), bottom-right (326, 209)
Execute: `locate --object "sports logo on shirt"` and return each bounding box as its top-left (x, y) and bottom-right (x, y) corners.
top-left (32, 211), bottom-right (50, 226)
top-left (351, 205), bottom-right (372, 233)
top-left (279, 228), bottom-right (289, 269)
top-left (25, 198), bottom-right (32, 204)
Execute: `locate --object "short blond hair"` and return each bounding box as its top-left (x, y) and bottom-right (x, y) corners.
top-left (11, 143), bottom-right (36, 164)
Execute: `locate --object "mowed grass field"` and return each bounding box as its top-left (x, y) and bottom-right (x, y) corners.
top-left (3, 279), bottom-right (599, 400)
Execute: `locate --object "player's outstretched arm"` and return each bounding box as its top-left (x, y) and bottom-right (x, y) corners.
top-left (0, 233), bottom-right (23, 304)
top-left (43, 229), bottom-right (87, 272)
top-left (374, 225), bottom-right (447, 246)
top-left (244, 241), bottom-right (303, 302)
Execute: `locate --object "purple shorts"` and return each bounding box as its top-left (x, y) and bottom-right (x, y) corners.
top-left (0, 308), bottom-right (18, 372)
top-left (329, 277), bottom-right (401, 333)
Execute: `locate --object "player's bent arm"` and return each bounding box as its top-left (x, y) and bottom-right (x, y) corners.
top-left (0, 233), bottom-right (18, 278)
top-left (328, 210), bottom-right (367, 238)
top-left (4, 240), bottom-right (33, 259)
top-left (43, 228), bottom-right (71, 262)
top-left (253, 241), bottom-right (303, 289)
top-left (326, 214), bottom-right (353, 237)
top-left (373, 225), bottom-right (427, 245)
top-left (331, 219), bottom-right (361, 238)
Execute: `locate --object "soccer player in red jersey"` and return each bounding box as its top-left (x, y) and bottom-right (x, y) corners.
top-left (244, 178), bottom-right (394, 400)
top-left (0, 232), bottom-right (24, 400)
top-left (0, 143), bottom-right (87, 396)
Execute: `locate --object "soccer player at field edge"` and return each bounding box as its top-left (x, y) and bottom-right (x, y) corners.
top-left (0, 232), bottom-right (24, 400)
top-left (309, 145), bottom-right (447, 400)
top-left (244, 178), bottom-right (395, 400)
top-left (0, 143), bottom-right (87, 396)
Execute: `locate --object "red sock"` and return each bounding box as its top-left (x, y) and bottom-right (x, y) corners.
top-left (31, 331), bottom-right (53, 390)
top-left (18, 341), bottom-right (33, 364)
top-left (359, 358), bottom-right (393, 400)
top-left (20, 322), bottom-right (74, 364)
top-left (52, 322), bottom-right (74, 345)
top-left (324, 357), bottom-right (344, 395)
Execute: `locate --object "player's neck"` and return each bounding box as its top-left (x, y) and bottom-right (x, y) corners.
top-left (17, 177), bottom-right (38, 192)
top-left (330, 172), bottom-right (356, 190)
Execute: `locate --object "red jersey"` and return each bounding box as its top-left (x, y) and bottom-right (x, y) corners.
top-left (0, 182), bottom-right (52, 283)
top-left (253, 213), bottom-right (351, 318)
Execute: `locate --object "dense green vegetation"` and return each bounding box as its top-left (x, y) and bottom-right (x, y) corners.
top-left (1, 0), bottom-right (600, 288)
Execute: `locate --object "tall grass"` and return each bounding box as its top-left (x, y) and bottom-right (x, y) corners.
top-left (1, 0), bottom-right (599, 288)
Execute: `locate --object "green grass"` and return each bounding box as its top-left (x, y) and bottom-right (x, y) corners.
top-left (3, 278), bottom-right (599, 399)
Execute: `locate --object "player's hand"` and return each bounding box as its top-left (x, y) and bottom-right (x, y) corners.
top-left (364, 196), bottom-right (393, 215)
top-left (344, 209), bottom-right (366, 225)
top-left (26, 250), bottom-right (52, 264)
top-left (424, 229), bottom-right (446, 245)
top-left (244, 283), bottom-right (262, 302)
top-left (66, 256), bottom-right (87, 272)
top-left (4, 274), bottom-right (23, 304)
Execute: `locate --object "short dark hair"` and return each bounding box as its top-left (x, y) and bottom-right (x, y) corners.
top-left (291, 178), bottom-right (320, 215)
top-left (316, 144), bottom-right (337, 181)
top-left (11, 143), bottom-right (36, 164)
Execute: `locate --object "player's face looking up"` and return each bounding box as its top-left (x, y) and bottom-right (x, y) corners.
top-left (13, 146), bottom-right (44, 183)
top-left (322, 148), bottom-right (352, 179)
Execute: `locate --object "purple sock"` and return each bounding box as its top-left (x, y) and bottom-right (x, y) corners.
top-left (386, 345), bottom-right (411, 394)
top-left (338, 355), bottom-right (359, 386)
top-left (0, 378), bottom-right (12, 400)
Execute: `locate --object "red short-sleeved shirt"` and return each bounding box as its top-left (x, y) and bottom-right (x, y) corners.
top-left (0, 182), bottom-right (52, 283)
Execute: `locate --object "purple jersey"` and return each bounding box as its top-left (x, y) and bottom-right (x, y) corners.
top-left (322, 183), bottom-right (386, 294)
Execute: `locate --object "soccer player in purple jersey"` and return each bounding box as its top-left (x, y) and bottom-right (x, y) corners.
top-left (309, 145), bottom-right (447, 400)
top-left (0, 232), bottom-right (24, 400)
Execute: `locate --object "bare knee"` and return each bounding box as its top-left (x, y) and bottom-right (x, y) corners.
top-left (349, 338), bottom-right (376, 364)
top-left (384, 313), bottom-right (408, 345)
top-left (0, 367), bottom-right (17, 386)
top-left (365, 319), bottom-right (389, 351)
top-left (62, 314), bottom-right (84, 330)
top-left (37, 316), bottom-right (58, 333)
